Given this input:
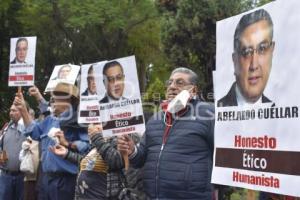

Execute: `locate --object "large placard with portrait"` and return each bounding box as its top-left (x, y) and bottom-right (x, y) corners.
top-left (78, 55), bottom-right (145, 138)
top-left (8, 36), bottom-right (37, 86)
top-left (212, 0), bottom-right (300, 197)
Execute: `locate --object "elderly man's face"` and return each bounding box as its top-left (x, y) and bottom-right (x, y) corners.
top-left (58, 66), bottom-right (71, 79)
top-left (87, 69), bottom-right (97, 94)
top-left (9, 105), bottom-right (21, 123)
top-left (15, 40), bottom-right (28, 63)
top-left (166, 72), bottom-right (195, 101)
top-left (52, 97), bottom-right (71, 116)
top-left (104, 65), bottom-right (125, 100)
top-left (233, 20), bottom-right (274, 103)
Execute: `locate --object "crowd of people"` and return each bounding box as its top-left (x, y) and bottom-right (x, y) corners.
top-left (0, 66), bottom-right (216, 200)
top-left (1, 8), bottom-right (299, 200)
top-left (2, 67), bottom-right (297, 200)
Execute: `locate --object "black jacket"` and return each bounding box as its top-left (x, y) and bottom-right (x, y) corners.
top-left (217, 82), bottom-right (272, 107)
top-left (131, 99), bottom-right (215, 199)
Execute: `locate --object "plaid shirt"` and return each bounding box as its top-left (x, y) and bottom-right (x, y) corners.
top-left (67, 133), bottom-right (145, 199)
top-left (105, 135), bottom-right (145, 199)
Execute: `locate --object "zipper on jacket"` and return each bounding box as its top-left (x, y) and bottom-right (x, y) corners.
top-left (155, 144), bottom-right (165, 199)
top-left (155, 113), bottom-right (174, 199)
top-left (154, 106), bottom-right (190, 199)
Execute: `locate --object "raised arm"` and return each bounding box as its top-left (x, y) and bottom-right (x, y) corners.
top-left (14, 91), bottom-right (33, 127)
top-left (89, 124), bottom-right (124, 171)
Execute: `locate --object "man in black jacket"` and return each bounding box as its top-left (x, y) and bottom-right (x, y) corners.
top-left (118, 67), bottom-right (214, 199)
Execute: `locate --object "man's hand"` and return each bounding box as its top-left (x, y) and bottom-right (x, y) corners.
top-left (13, 91), bottom-right (32, 126)
top-left (13, 92), bottom-right (27, 112)
top-left (0, 151), bottom-right (8, 165)
top-left (117, 134), bottom-right (135, 156)
top-left (21, 139), bottom-right (32, 150)
top-left (55, 131), bottom-right (69, 147)
top-left (28, 86), bottom-right (43, 102)
top-left (88, 124), bottom-right (102, 138)
top-left (49, 144), bottom-right (68, 157)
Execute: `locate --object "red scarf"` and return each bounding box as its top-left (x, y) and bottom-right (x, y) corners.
top-left (160, 100), bottom-right (188, 145)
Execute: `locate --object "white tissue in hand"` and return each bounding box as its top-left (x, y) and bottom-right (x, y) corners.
top-left (167, 90), bottom-right (190, 113)
top-left (48, 127), bottom-right (61, 144)
top-left (21, 140), bottom-right (31, 150)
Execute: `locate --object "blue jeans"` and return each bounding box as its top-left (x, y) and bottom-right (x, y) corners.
top-left (0, 172), bottom-right (24, 200)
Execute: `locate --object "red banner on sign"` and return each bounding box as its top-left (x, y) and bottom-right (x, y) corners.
top-left (9, 75), bottom-right (33, 81)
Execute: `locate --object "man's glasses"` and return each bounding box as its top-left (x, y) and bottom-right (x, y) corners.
top-left (165, 79), bottom-right (191, 88)
top-left (106, 74), bottom-right (124, 83)
top-left (87, 76), bottom-right (95, 81)
top-left (238, 41), bottom-right (274, 59)
top-left (16, 47), bottom-right (28, 51)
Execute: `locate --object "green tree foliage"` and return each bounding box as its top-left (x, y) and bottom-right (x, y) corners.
top-left (143, 77), bottom-right (165, 104)
top-left (0, 0), bottom-right (165, 125)
top-left (16, 0), bottom-right (165, 89)
top-left (142, 77), bottom-right (166, 118)
top-left (0, 0), bottom-right (25, 122)
top-left (0, 0), bottom-right (275, 126)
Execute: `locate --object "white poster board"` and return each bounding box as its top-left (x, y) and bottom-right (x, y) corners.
top-left (212, 0), bottom-right (300, 197)
top-left (8, 36), bottom-right (37, 86)
top-left (78, 56), bottom-right (145, 137)
top-left (78, 61), bottom-right (106, 124)
top-left (44, 64), bottom-right (80, 92)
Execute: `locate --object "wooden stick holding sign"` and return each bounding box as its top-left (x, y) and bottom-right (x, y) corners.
top-left (123, 150), bottom-right (129, 171)
top-left (18, 86), bottom-right (22, 94)
top-left (119, 134), bottom-right (133, 171)
top-left (246, 190), bottom-right (256, 200)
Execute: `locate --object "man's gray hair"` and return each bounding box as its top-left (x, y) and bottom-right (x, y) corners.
top-left (171, 67), bottom-right (198, 85)
top-left (234, 9), bottom-right (273, 52)
top-left (16, 37), bottom-right (28, 46)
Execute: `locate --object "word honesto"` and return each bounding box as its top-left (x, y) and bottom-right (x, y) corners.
top-left (234, 135), bottom-right (276, 149)
top-left (110, 112), bottom-right (131, 120)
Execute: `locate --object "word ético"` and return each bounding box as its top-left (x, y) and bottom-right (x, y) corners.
top-left (217, 106), bottom-right (298, 121)
top-left (233, 135), bottom-right (280, 188)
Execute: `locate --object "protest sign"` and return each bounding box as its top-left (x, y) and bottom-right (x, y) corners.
top-left (45, 64), bottom-right (80, 92)
top-left (9, 36), bottom-right (36, 86)
top-left (212, 0), bottom-right (300, 197)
